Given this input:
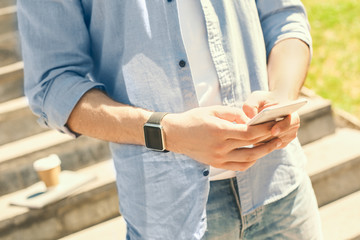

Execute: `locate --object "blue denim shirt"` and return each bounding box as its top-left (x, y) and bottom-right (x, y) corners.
top-left (18, 0), bottom-right (311, 239)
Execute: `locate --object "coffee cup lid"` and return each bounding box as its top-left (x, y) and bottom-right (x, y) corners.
top-left (33, 154), bottom-right (61, 171)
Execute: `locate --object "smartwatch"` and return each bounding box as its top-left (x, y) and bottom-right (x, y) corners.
top-left (143, 112), bottom-right (169, 152)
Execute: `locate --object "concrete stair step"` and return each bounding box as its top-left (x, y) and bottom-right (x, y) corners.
top-left (60, 216), bottom-right (127, 240)
top-left (320, 190), bottom-right (360, 240)
top-left (0, 30), bottom-right (21, 69)
top-left (0, 159), bottom-right (120, 240)
top-left (298, 96), bottom-right (336, 145)
top-left (0, 0), bottom-right (16, 9)
top-left (0, 61), bottom-right (24, 103)
top-left (0, 130), bottom-right (111, 196)
top-left (0, 96), bottom-right (44, 145)
top-left (304, 127), bottom-right (360, 207)
top-left (0, 5), bottom-right (17, 36)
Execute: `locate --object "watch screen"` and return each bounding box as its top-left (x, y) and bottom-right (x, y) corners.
top-left (144, 125), bottom-right (164, 150)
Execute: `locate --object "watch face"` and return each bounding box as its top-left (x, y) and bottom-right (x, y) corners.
top-left (144, 124), bottom-right (165, 151)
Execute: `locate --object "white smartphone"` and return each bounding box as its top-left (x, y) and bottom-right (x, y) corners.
top-left (246, 98), bottom-right (308, 126)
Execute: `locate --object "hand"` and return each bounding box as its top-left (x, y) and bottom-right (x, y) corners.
top-left (162, 106), bottom-right (283, 171)
top-left (243, 91), bottom-right (301, 149)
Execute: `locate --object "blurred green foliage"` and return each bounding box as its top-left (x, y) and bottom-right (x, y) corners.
top-left (302, 0), bottom-right (360, 118)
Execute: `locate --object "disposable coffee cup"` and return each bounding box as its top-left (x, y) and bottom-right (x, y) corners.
top-left (33, 154), bottom-right (61, 189)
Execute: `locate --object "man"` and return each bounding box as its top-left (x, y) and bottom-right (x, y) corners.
top-left (17, 0), bottom-right (322, 239)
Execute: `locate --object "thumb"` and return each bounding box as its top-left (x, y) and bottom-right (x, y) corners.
top-left (242, 103), bottom-right (258, 119)
top-left (213, 106), bottom-right (250, 124)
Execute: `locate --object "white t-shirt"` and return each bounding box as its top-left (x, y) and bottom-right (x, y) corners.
top-left (177, 0), bottom-right (236, 180)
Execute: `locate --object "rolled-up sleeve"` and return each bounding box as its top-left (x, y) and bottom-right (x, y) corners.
top-left (17, 0), bottom-right (106, 136)
top-left (256, 0), bottom-right (312, 58)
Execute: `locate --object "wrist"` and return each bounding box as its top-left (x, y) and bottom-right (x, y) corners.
top-left (113, 106), bottom-right (152, 145)
top-left (270, 88), bottom-right (298, 102)
top-left (161, 113), bottom-right (178, 153)
top-left (271, 87), bottom-right (300, 102)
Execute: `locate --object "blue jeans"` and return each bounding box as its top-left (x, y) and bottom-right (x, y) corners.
top-left (203, 175), bottom-right (323, 240)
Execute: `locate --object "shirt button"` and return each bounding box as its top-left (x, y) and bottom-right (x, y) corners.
top-left (167, 0), bottom-right (172, 2)
top-left (203, 169), bottom-right (210, 177)
top-left (179, 60), bottom-right (186, 68)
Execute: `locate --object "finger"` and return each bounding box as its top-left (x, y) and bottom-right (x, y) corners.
top-left (215, 138), bottom-right (282, 171)
top-left (226, 137), bottom-right (282, 163)
top-left (275, 128), bottom-right (299, 148)
top-left (224, 133), bottom-right (274, 150)
top-left (217, 159), bottom-right (257, 171)
top-left (271, 114), bottom-right (300, 136)
top-left (253, 136), bottom-right (277, 145)
top-left (224, 121), bottom-right (277, 140)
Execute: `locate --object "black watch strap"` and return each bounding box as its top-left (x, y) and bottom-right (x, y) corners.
top-left (147, 112), bottom-right (168, 125)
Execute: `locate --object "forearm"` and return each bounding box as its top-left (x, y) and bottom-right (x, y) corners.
top-left (67, 89), bottom-right (152, 145)
top-left (267, 38), bottom-right (311, 100)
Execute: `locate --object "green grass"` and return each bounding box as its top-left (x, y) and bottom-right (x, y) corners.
top-left (302, 0), bottom-right (360, 119)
